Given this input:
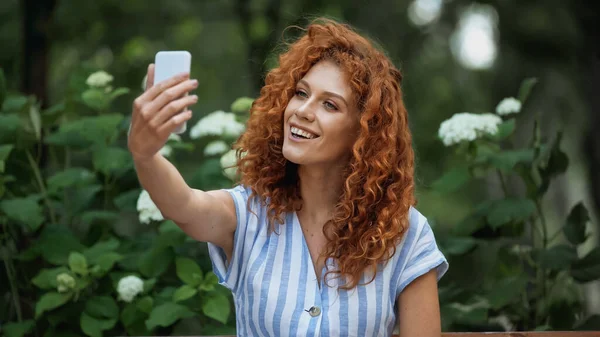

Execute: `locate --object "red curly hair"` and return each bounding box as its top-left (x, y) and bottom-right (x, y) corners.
top-left (234, 18), bottom-right (415, 290)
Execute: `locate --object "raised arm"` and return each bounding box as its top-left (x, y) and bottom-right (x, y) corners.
top-left (128, 64), bottom-right (237, 257)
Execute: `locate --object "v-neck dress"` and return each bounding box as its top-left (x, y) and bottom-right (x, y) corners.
top-left (207, 185), bottom-right (449, 337)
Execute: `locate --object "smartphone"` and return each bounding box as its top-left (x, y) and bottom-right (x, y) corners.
top-left (154, 51), bottom-right (192, 135)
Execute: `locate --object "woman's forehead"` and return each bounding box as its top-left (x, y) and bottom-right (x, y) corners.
top-left (300, 60), bottom-right (352, 99)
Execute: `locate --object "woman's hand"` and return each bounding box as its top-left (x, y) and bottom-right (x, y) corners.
top-left (128, 64), bottom-right (198, 162)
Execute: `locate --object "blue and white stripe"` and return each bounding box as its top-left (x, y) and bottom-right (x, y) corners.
top-left (208, 185), bottom-right (449, 337)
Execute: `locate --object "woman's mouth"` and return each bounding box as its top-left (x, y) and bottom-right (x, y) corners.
top-left (290, 126), bottom-right (319, 140)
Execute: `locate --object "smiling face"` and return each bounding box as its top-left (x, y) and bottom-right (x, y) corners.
top-left (282, 60), bottom-right (360, 167)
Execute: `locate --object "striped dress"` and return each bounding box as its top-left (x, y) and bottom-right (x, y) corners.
top-left (208, 185), bottom-right (448, 337)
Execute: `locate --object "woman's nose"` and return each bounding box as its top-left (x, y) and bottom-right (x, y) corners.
top-left (295, 100), bottom-right (316, 122)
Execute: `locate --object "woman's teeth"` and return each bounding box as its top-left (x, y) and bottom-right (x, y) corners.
top-left (291, 126), bottom-right (317, 139)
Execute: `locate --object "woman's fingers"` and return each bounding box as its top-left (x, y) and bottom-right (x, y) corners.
top-left (157, 109), bottom-right (193, 137)
top-left (145, 79), bottom-right (198, 118)
top-left (145, 64), bottom-right (155, 92)
top-left (134, 79), bottom-right (196, 125)
top-left (150, 94), bottom-right (198, 128)
top-left (138, 71), bottom-right (190, 105)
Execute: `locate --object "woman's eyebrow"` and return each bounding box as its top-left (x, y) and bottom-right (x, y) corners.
top-left (298, 79), bottom-right (348, 106)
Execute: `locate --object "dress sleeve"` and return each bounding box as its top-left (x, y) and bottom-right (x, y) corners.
top-left (395, 208), bottom-right (449, 297)
top-left (206, 184), bottom-right (254, 292)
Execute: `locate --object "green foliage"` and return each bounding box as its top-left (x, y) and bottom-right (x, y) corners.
top-left (434, 78), bottom-right (600, 331)
top-left (0, 68), bottom-right (238, 336)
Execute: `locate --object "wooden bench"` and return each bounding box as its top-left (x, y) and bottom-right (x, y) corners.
top-left (196, 333), bottom-right (599, 336)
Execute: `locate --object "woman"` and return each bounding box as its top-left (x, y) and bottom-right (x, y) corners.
top-left (128, 18), bottom-right (448, 337)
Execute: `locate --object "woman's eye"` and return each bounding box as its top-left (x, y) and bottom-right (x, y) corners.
top-left (295, 90), bottom-right (308, 98)
top-left (324, 101), bottom-right (337, 110)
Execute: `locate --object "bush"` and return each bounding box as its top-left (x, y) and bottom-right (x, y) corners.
top-left (432, 78), bottom-right (600, 331)
top-left (0, 68), bottom-right (250, 337)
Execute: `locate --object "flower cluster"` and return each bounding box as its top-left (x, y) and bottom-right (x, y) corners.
top-left (137, 190), bottom-right (164, 224)
top-left (438, 96), bottom-right (522, 146)
top-left (86, 71), bottom-right (114, 88)
top-left (219, 149), bottom-right (238, 180)
top-left (495, 97), bottom-right (521, 116)
top-left (117, 275), bottom-right (144, 303)
top-left (56, 273), bottom-right (76, 293)
top-left (189, 110), bottom-right (245, 139)
top-left (204, 140), bottom-right (229, 156)
top-left (438, 112), bottom-right (502, 146)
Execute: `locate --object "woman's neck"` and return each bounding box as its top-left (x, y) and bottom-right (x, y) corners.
top-left (296, 163), bottom-right (346, 228)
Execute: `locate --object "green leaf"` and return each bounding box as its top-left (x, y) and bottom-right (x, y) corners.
top-left (120, 302), bottom-right (140, 327)
top-left (431, 165), bottom-right (471, 193)
top-left (491, 119), bottom-right (516, 141)
top-left (80, 312), bottom-right (117, 337)
top-left (538, 245), bottom-right (578, 270)
top-left (0, 114), bottom-right (21, 143)
top-left (202, 293), bottom-right (230, 324)
top-left (81, 211), bottom-right (120, 227)
top-left (68, 252), bottom-right (88, 276)
top-left (36, 225), bottom-right (86, 265)
top-left (35, 292), bottom-right (72, 318)
top-left (108, 87), bottom-right (130, 103)
top-left (155, 230), bottom-right (187, 250)
top-left (143, 278), bottom-right (157, 293)
top-left (0, 196), bottom-right (44, 231)
top-left (45, 114), bottom-right (124, 148)
top-left (68, 184), bottom-right (103, 213)
top-left (96, 252), bottom-right (123, 272)
top-left (139, 248), bottom-right (174, 278)
top-left (82, 88), bottom-right (109, 111)
top-left (571, 247), bottom-right (600, 283)
top-left (199, 272), bottom-right (219, 292)
top-left (486, 198), bottom-right (536, 228)
top-left (32, 267), bottom-right (69, 289)
top-left (92, 146), bottom-right (133, 177)
top-left (518, 77), bottom-right (538, 103)
top-left (173, 284), bottom-right (198, 302)
top-left (83, 238), bottom-right (120, 264)
top-left (47, 168), bottom-right (96, 194)
top-left (113, 189), bottom-right (140, 211)
top-left (230, 97), bottom-right (254, 113)
top-left (136, 296), bottom-right (154, 314)
top-left (145, 302), bottom-right (195, 330)
top-left (488, 149), bottom-right (535, 172)
top-left (0, 144), bottom-right (14, 173)
top-left (486, 276), bottom-right (528, 309)
top-left (2, 95), bottom-right (28, 112)
top-left (441, 236), bottom-right (477, 255)
top-left (563, 202), bottom-right (590, 246)
top-left (85, 296), bottom-right (119, 319)
top-left (2, 319), bottom-right (35, 337)
top-left (175, 257), bottom-right (203, 286)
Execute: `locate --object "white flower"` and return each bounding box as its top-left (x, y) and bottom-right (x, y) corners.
top-left (495, 97), bottom-right (521, 115)
top-left (159, 134), bottom-right (182, 158)
top-left (438, 112), bottom-right (503, 146)
top-left (136, 190), bottom-right (164, 224)
top-left (189, 110), bottom-right (245, 139)
top-left (220, 149), bottom-right (238, 180)
top-left (117, 275), bottom-right (144, 303)
top-left (86, 71), bottom-right (114, 88)
top-left (204, 140), bottom-right (230, 156)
